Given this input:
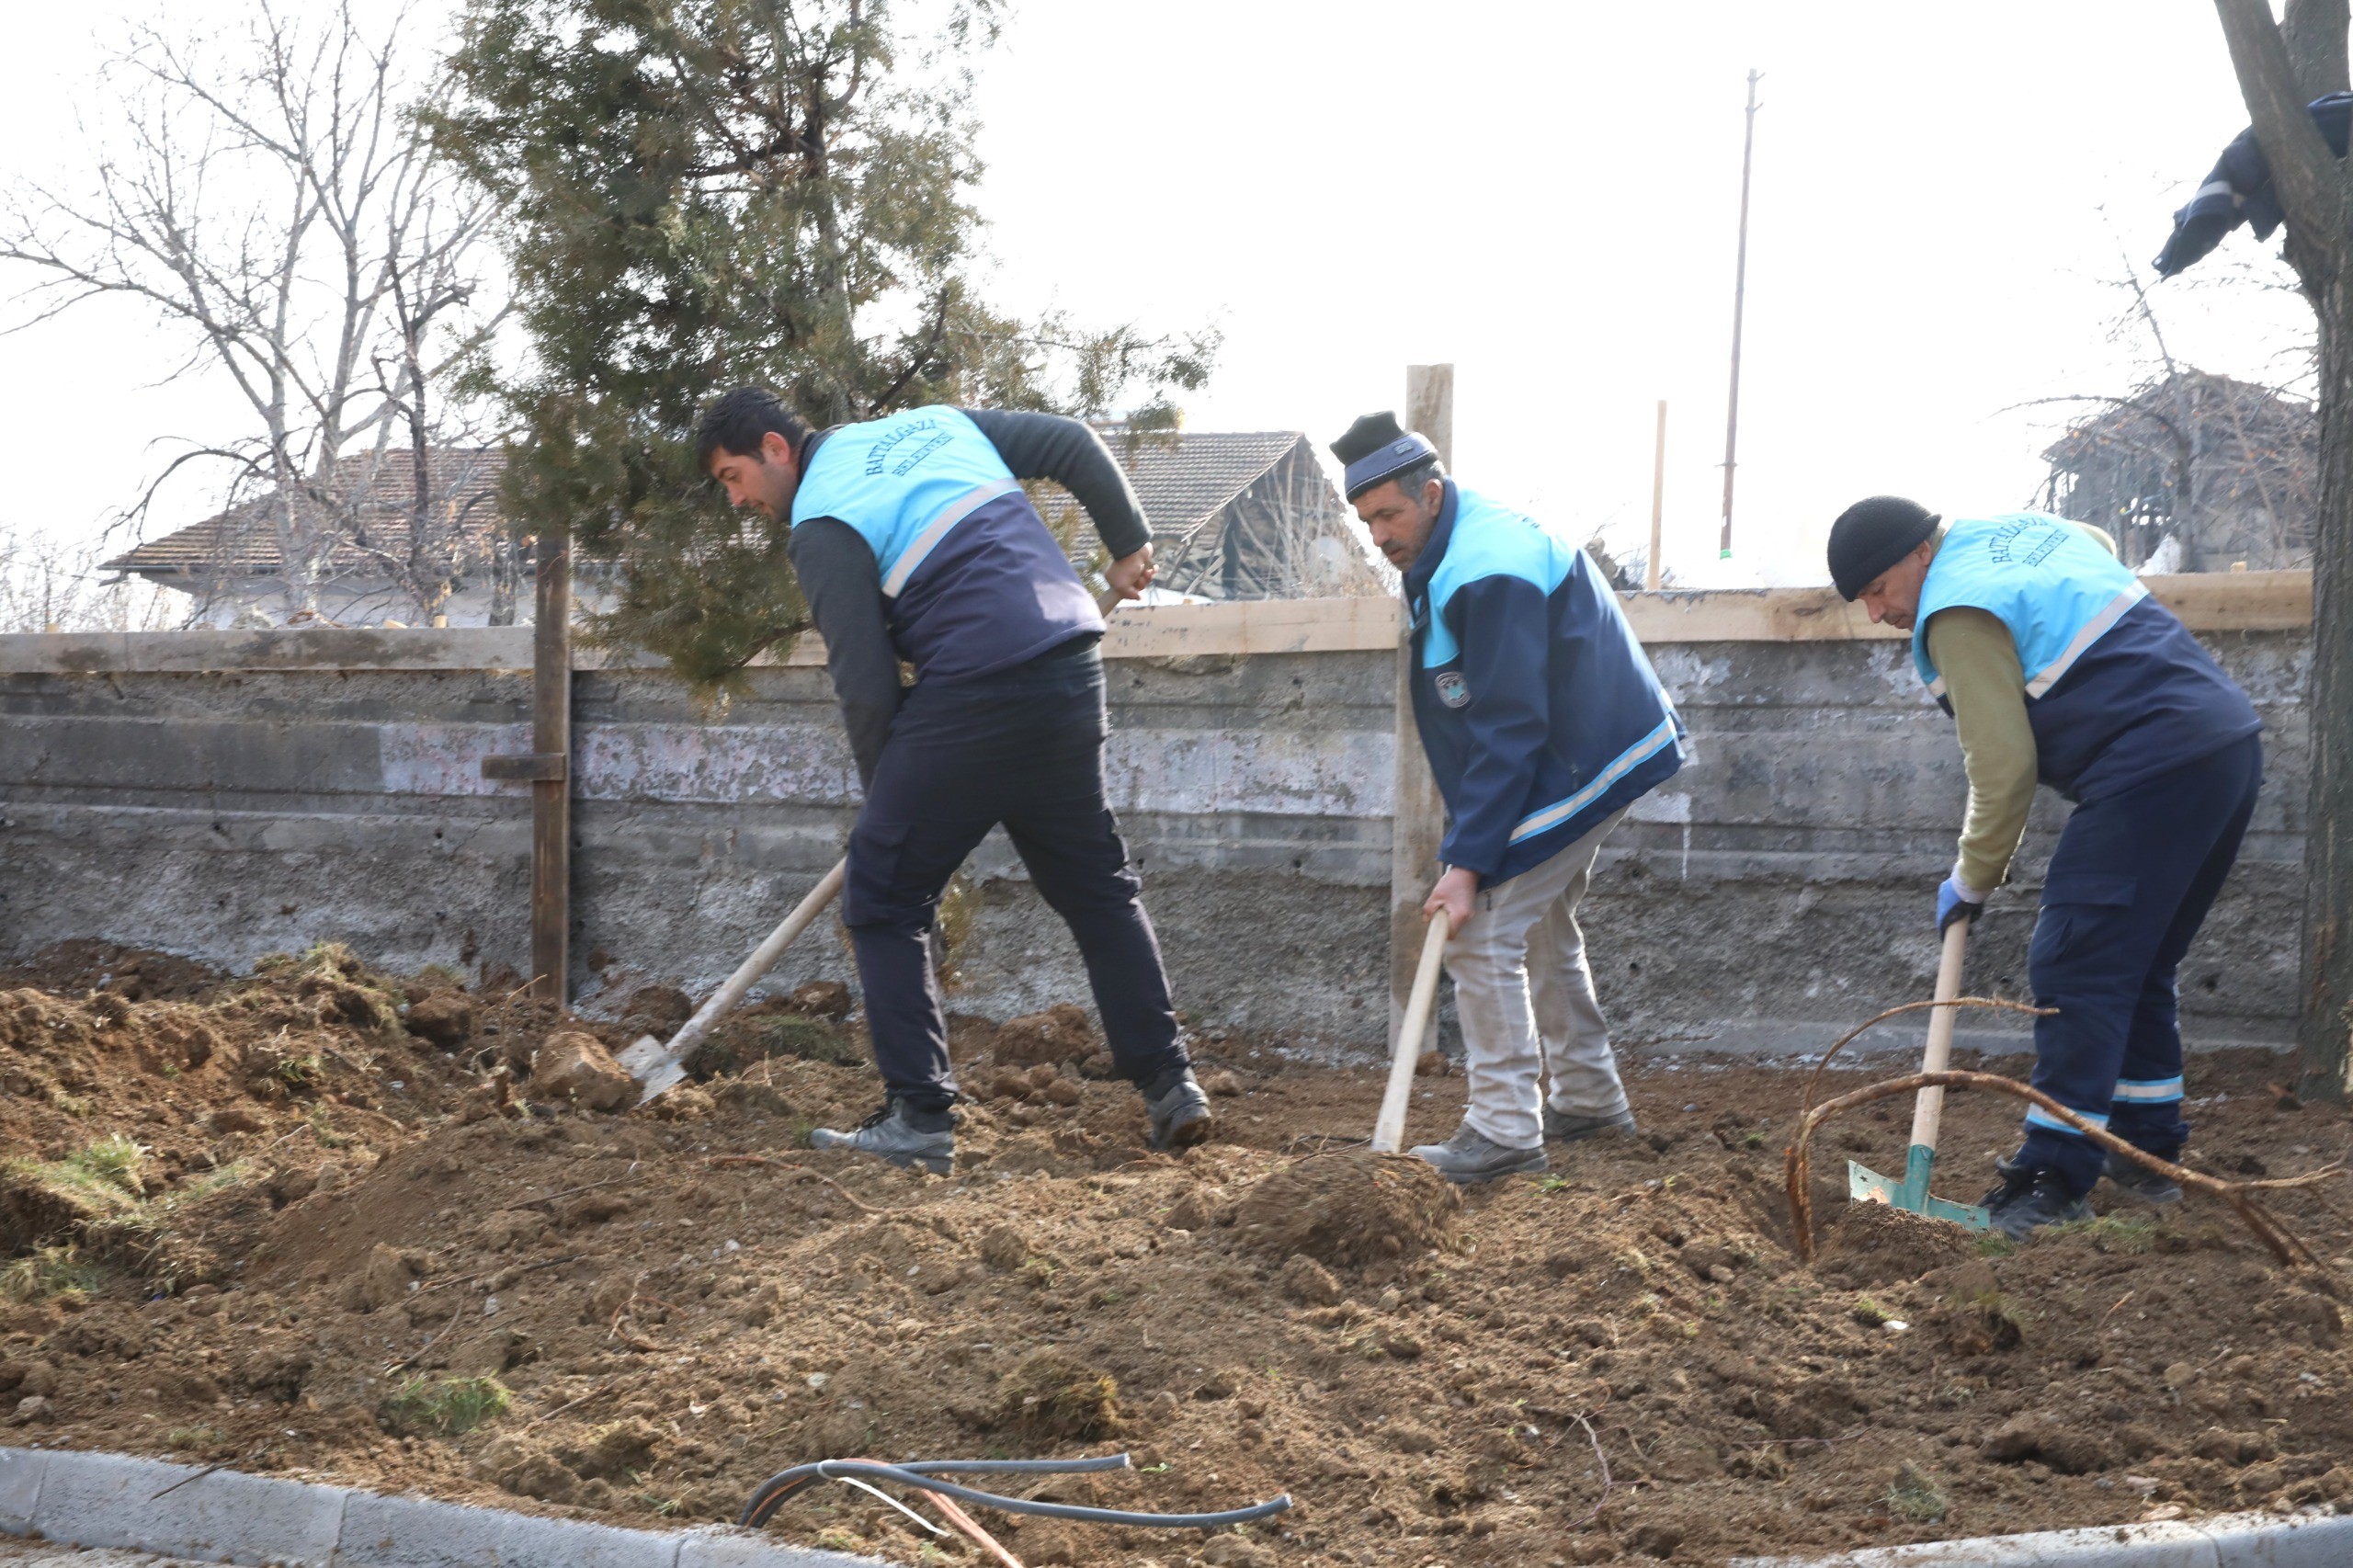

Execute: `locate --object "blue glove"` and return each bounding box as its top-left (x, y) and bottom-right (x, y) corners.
top-left (1936, 876), bottom-right (1985, 936)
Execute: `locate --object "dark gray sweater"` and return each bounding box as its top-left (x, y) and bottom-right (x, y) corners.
top-left (788, 409), bottom-right (1150, 788)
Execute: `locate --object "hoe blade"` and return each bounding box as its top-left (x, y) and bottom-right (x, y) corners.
top-left (1847, 1144), bottom-right (1992, 1232)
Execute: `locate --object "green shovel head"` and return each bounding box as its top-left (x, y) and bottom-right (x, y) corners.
top-left (1847, 1142), bottom-right (1991, 1231)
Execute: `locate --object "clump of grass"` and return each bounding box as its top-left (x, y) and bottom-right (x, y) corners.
top-left (1886, 1460), bottom-right (1949, 1523)
top-left (383, 1375), bottom-right (512, 1437)
top-left (0, 1244), bottom-right (104, 1304)
top-left (66, 1134), bottom-right (150, 1196)
top-left (304, 1104), bottom-right (351, 1149)
top-left (413, 962), bottom-right (470, 993)
top-left (165, 1424), bottom-right (222, 1452)
top-left (2049, 1213), bottom-right (2160, 1255)
top-left (1851, 1295), bottom-right (1893, 1328)
top-left (1000, 1350), bottom-right (1121, 1440)
top-left (1972, 1232), bottom-right (2018, 1258)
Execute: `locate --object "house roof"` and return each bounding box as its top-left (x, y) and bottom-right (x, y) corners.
top-left (104, 449), bottom-right (506, 576)
top-left (108, 427), bottom-right (1329, 579)
top-left (1110, 429), bottom-right (1319, 541)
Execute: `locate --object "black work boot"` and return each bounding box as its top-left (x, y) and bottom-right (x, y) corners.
top-left (2103, 1147), bottom-right (2184, 1206)
top-left (1543, 1106), bottom-right (1638, 1143)
top-left (809, 1097), bottom-right (955, 1175)
top-left (1142, 1067), bottom-right (1213, 1151)
top-left (1980, 1155), bottom-right (2093, 1242)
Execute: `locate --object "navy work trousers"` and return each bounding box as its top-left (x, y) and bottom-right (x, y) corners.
top-left (2018, 733), bottom-right (2263, 1195)
top-left (839, 638), bottom-right (1188, 1109)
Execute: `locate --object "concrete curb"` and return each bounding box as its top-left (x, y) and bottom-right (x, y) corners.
top-left (1732, 1506), bottom-right (2353, 1566)
top-left (0, 1446), bottom-right (891, 1568)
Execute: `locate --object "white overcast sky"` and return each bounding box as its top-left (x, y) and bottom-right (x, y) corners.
top-left (0, 0), bottom-right (2323, 587)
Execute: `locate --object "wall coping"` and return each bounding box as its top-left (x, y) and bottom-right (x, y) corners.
top-left (0, 572), bottom-right (2310, 676)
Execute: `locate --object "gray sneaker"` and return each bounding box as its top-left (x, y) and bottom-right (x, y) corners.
top-left (1410, 1121), bottom-right (1548, 1185)
top-left (1544, 1106), bottom-right (1638, 1143)
top-left (809, 1099), bottom-right (955, 1175)
top-left (1143, 1068), bottom-right (1213, 1151)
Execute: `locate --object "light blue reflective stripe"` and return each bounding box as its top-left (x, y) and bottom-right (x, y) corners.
top-left (2025, 1104), bottom-right (2108, 1134)
top-left (2111, 1076), bottom-right (2185, 1103)
top-left (878, 478), bottom-right (1022, 597)
top-left (2024, 582), bottom-right (2149, 698)
top-left (1507, 713), bottom-right (1679, 845)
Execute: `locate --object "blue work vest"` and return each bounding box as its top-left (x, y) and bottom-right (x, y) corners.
top-left (1913, 513), bottom-right (2260, 802)
top-left (792, 407), bottom-right (1101, 683)
top-left (792, 407), bottom-right (1023, 596)
top-left (1405, 483), bottom-right (1683, 883)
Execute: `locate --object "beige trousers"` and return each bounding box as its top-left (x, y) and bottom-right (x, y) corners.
top-left (1442, 808), bottom-right (1631, 1151)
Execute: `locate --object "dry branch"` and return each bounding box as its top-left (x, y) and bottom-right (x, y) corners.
top-left (1785, 1068), bottom-right (2343, 1272)
top-left (1801, 995), bottom-right (2053, 1118)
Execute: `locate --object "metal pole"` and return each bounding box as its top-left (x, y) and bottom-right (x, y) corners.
top-left (1720, 69), bottom-right (1761, 562)
top-left (530, 528), bottom-right (573, 1005)
top-left (1390, 365), bottom-right (1453, 1066)
top-left (1647, 399), bottom-right (1667, 591)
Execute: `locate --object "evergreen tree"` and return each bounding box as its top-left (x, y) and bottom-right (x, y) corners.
top-left (435, 0), bottom-right (1212, 689)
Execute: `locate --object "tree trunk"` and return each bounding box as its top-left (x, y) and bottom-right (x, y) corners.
top-left (2299, 275), bottom-right (2353, 1096)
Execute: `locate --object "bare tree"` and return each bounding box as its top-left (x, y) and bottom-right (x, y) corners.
top-left (2210, 0), bottom-right (2353, 1096)
top-left (0, 0), bottom-right (508, 623)
top-left (0, 522), bottom-right (177, 634)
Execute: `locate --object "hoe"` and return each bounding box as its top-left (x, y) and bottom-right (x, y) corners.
top-left (1847, 918), bottom-right (1992, 1230)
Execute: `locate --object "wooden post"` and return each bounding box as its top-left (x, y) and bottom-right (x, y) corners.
top-left (1647, 399), bottom-right (1667, 592)
top-left (1390, 365), bottom-right (1454, 1064)
top-left (529, 528), bottom-right (573, 1005)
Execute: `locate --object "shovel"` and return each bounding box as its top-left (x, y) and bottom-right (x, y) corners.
top-left (1847, 918), bottom-right (1991, 1229)
top-left (617, 858), bottom-right (847, 1106)
top-left (1370, 911), bottom-right (1449, 1153)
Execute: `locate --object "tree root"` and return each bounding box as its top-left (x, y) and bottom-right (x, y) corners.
top-left (1799, 995), bottom-right (2053, 1119)
top-left (1785, 1068), bottom-right (2345, 1274)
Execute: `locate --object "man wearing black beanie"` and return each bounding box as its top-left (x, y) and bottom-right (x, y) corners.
top-left (1335, 411), bottom-right (1685, 1183)
top-left (1829, 497), bottom-right (2262, 1239)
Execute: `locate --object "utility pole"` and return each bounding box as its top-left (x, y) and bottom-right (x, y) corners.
top-left (1720, 69), bottom-right (1761, 562)
top-left (1647, 400), bottom-right (1667, 591)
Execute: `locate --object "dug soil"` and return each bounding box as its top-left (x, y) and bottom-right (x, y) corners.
top-left (4, 942), bottom-right (2352, 1567)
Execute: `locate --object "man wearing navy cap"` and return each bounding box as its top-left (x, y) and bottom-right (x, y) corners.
top-left (1828, 497), bottom-right (2263, 1238)
top-left (1334, 412), bottom-right (1685, 1183)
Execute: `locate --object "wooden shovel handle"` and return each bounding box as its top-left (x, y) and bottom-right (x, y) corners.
top-left (1908, 918), bottom-right (1971, 1153)
top-left (1371, 911), bottom-right (1450, 1153)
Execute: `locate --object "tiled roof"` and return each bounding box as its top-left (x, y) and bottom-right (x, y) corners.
top-left (1113, 429), bottom-right (1314, 542)
top-left (105, 449), bottom-right (506, 576)
top-left (106, 429), bottom-right (1326, 577)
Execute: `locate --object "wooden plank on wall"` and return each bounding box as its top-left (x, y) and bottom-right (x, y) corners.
top-left (0, 571), bottom-right (2313, 676)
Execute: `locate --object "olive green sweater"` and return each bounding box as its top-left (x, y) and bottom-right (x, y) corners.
top-left (1923, 522), bottom-right (2120, 892)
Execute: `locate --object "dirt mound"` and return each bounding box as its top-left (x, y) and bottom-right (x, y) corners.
top-left (989, 1004), bottom-right (1098, 1066)
top-left (1232, 1147), bottom-right (1461, 1267)
top-left (5, 946), bottom-right (2353, 1565)
top-left (0, 940), bottom-right (223, 1002)
top-left (1818, 1196), bottom-right (1981, 1287)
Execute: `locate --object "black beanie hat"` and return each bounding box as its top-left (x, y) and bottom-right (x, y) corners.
top-left (1330, 411), bottom-right (1439, 500)
top-left (1826, 495), bottom-right (1941, 600)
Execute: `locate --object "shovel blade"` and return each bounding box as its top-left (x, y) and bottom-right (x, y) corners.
top-left (1847, 1145), bottom-right (1992, 1232)
top-left (617, 1031), bottom-right (692, 1108)
top-left (614, 1032), bottom-right (671, 1079)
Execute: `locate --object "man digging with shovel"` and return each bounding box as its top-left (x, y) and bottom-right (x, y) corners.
top-left (1829, 497), bottom-right (2263, 1241)
top-left (1336, 412), bottom-right (1686, 1184)
top-left (698, 389), bottom-right (1214, 1173)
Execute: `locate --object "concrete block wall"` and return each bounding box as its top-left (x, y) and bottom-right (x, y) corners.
top-left (0, 579), bottom-right (2313, 1058)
